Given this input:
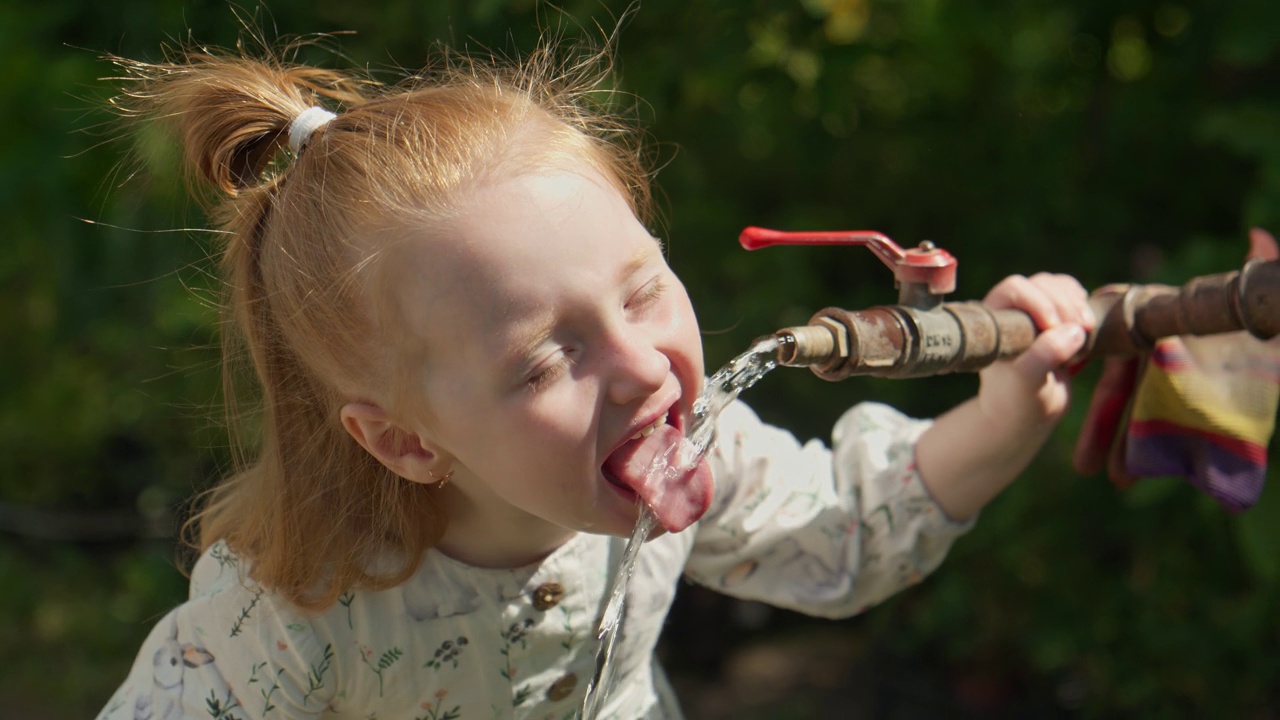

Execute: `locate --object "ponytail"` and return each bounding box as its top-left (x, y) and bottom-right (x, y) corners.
top-left (115, 48), bottom-right (446, 611)
top-left (114, 50), bottom-right (367, 194)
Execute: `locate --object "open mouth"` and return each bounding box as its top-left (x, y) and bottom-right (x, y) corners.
top-left (628, 412), bottom-right (669, 441)
top-left (602, 464), bottom-right (635, 493)
top-left (602, 409), bottom-right (675, 494)
top-left (600, 403), bottom-right (713, 533)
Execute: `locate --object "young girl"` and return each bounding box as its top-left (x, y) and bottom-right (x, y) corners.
top-left (98, 39), bottom-right (1092, 720)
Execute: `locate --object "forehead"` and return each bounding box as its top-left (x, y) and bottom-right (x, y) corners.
top-left (382, 167), bottom-right (659, 347)
top-left (457, 170), bottom-right (622, 267)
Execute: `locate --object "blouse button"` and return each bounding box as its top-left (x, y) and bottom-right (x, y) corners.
top-left (531, 581), bottom-right (565, 610)
top-left (546, 672), bottom-right (578, 701)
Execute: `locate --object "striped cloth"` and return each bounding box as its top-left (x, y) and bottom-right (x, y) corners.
top-left (1125, 333), bottom-right (1280, 512)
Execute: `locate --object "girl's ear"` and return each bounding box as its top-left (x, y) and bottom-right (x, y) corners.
top-left (339, 402), bottom-right (451, 484)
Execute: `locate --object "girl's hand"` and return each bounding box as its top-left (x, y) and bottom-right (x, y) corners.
top-left (916, 271), bottom-right (1094, 520)
top-left (977, 272), bottom-right (1093, 431)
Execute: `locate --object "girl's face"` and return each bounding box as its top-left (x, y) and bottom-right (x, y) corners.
top-left (386, 162), bottom-right (708, 560)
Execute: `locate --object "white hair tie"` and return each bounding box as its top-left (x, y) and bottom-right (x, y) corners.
top-left (288, 106), bottom-right (337, 152)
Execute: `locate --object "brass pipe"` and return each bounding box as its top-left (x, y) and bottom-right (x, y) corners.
top-left (774, 259), bottom-right (1280, 381)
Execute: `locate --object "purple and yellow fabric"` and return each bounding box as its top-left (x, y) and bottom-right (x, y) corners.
top-left (1124, 333), bottom-right (1280, 512)
top-left (1073, 229), bottom-right (1280, 513)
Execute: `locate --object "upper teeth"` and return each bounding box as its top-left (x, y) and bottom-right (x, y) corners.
top-left (630, 413), bottom-right (667, 441)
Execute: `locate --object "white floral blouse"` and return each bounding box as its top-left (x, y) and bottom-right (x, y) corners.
top-left (98, 401), bottom-right (972, 720)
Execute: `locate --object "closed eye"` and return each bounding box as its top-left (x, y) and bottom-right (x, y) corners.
top-left (626, 278), bottom-right (666, 311)
top-left (526, 350), bottom-right (575, 392)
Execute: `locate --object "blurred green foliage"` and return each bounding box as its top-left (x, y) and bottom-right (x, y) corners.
top-left (3, 0), bottom-right (1278, 716)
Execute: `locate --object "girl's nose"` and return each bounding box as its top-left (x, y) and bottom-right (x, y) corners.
top-left (605, 329), bottom-right (669, 405)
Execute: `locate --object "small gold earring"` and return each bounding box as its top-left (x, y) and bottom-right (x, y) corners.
top-left (429, 469), bottom-right (454, 489)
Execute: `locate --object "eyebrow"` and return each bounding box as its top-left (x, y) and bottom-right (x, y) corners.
top-left (620, 243), bottom-right (657, 282)
top-left (502, 242), bottom-right (660, 375)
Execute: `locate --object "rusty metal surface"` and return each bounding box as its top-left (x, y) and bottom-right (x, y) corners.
top-left (1240, 260), bottom-right (1280, 339)
top-left (774, 258), bottom-right (1280, 380)
top-left (944, 302), bottom-right (999, 371)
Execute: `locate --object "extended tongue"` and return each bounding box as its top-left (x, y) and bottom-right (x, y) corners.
top-left (603, 424), bottom-right (713, 533)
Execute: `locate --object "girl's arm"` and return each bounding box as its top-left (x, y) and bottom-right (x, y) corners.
top-left (915, 272), bottom-right (1093, 521)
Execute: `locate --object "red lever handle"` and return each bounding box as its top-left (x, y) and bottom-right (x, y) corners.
top-left (739, 226), bottom-right (958, 296)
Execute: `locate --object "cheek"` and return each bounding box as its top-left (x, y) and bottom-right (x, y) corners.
top-left (414, 367), bottom-right (496, 457)
top-left (474, 390), bottom-right (597, 461)
top-left (522, 390), bottom-right (597, 444)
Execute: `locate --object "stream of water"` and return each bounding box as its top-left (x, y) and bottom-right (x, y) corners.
top-left (579, 336), bottom-right (781, 718)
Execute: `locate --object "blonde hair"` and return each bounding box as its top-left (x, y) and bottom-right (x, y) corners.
top-left (112, 38), bottom-right (653, 611)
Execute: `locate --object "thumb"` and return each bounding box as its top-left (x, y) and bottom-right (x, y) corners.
top-left (1248, 228), bottom-right (1279, 261)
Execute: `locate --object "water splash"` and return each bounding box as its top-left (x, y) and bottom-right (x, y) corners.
top-left (579, 336), bottom-right (780, 718)
top-left (688, 335), bottom-right (781, 457)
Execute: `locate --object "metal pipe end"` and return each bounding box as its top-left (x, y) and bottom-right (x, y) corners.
top-left (775, 324), bottom-right (840, 366)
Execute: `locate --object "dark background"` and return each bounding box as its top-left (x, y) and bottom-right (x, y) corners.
top-left (3, 0), bottom-right (1278, 717)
